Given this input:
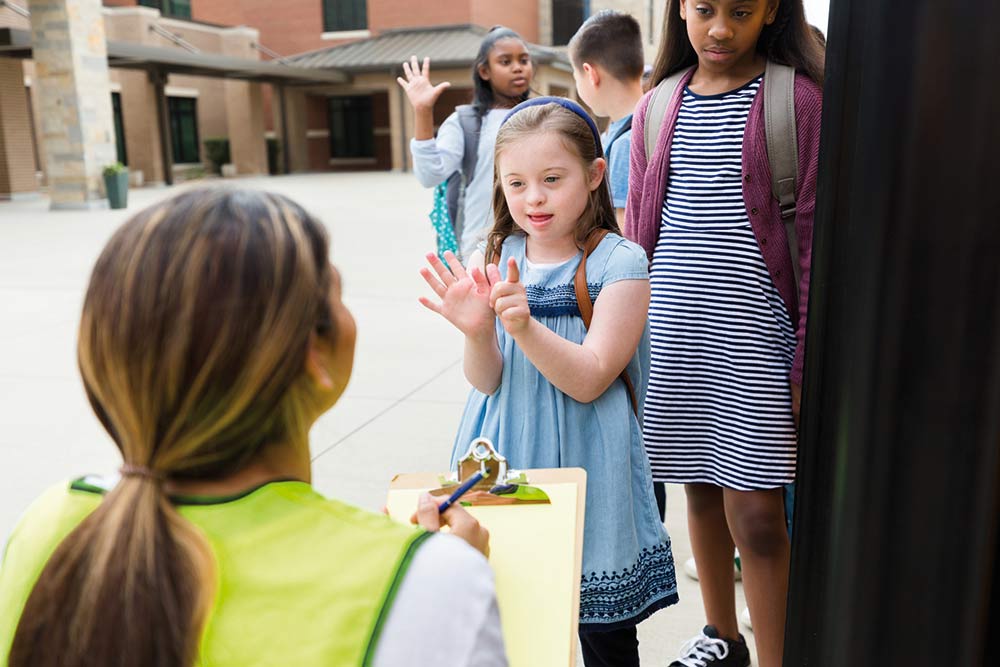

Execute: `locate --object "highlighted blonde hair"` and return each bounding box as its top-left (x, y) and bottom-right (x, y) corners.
top-left (10, 188), bottom-right (334, 667)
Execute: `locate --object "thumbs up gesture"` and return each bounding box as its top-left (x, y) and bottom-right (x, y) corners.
top-left (488, 258), bottom-right (531, 336)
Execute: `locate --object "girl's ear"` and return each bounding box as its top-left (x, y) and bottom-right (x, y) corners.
top-left (679, 0), bottom-right (687, 21)
top-left (766, 0), bottom-right (780, 23)
top-left (588, 158), bottom-right (607, 191)
top-left (304, 331), bottom-right (334, 391)
top-left (478, 62), bottom-right (492, 82)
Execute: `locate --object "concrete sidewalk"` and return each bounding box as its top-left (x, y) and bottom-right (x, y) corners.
top-left (0, 172), bottom-right (753, 665)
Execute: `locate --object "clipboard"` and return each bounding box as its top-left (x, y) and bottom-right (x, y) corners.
top-left (386, 444), bottom-right (587, 667)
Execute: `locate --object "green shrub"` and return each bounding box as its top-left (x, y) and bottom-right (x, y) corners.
top-left (203, 138), bottom-right (231, 174)
top-left (103, 162), bottom-right (127, 177)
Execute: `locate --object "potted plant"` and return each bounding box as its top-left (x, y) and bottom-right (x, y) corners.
top-left (204, 137), bottom-right (231, 175)
top-left (103, 162), bottom-right (129, 209)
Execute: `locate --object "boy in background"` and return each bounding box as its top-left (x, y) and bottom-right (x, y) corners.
top-left (569, 11), bottom-right (645, 227)
top-left (571, 10), bottom-right (665, 522)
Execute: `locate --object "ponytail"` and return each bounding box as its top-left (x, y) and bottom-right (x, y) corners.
top-left (10, 477), bottom-right (214, 667)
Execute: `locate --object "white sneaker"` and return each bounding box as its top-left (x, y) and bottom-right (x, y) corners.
top-left (683, 555), bottom-right (743, 582)
top-left (739, 607), bottom-right (752, 633)
top-left (684, 556), bottom-right (699, 580)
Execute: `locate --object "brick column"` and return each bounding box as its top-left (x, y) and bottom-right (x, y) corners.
top-left (28, 0), bottom-right (116, 209)
top-left (0, 59), bottom-right (38, 199)
top-left (283, 87), bottom-right (309, 173)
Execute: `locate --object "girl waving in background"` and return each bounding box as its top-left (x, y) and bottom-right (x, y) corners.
top-left (421, 98), bottom-right (678, 667)
top-left (625, 1), bottom-right (824, 665)
top-left (399, 27), bottom-right (534, 260)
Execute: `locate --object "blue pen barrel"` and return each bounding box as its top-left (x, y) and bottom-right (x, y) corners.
top-left (438, 469), bottom-right (489, 513)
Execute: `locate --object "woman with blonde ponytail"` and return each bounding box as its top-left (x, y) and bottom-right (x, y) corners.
top-left (0, 188), bottom-right (503, 667)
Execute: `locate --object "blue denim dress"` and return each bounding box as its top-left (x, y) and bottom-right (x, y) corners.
top-left (452, 233), bottom-right (679, 631)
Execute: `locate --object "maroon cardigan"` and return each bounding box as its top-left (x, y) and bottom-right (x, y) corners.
top-left (624, 69), bottom-right (823, 386)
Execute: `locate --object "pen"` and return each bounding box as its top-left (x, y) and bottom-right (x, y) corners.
top-left (438, 469), bottom-right (490, 514)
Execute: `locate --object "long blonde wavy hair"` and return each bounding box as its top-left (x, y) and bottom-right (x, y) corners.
top-left (10, 188), bottom-right (335, 667)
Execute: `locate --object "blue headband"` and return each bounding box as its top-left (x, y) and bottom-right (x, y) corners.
top-left (500, 96), bottom-right (604, 158)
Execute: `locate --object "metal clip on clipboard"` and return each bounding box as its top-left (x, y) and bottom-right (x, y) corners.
top-left (429, 437), bottom-right (551, 506)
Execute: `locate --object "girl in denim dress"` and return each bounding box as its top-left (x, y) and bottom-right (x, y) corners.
top-left (419, 97), bottom-right (678, 667)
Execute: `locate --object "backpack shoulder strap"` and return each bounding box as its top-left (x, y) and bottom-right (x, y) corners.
top-left (763, 61), bottom-right (801, 294)
top-left (643, 66), bottom-right (694, 160)
top-left (763, 61), bottom-right (798, 220)
top-left (573, 230), bottom-right (639, 418)
top-left (605, 115), bottom-right (633, 155)
top-left (455, 105), bottom-right (482, 185)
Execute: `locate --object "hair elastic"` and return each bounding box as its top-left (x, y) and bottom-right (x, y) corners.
top-left (500, 96), bottom-right (605, 158)
top-left (120, 463), bottom-right (166, 483)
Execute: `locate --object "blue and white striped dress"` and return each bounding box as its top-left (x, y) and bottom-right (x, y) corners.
top-left (644, 76), bottom-right (797, 490)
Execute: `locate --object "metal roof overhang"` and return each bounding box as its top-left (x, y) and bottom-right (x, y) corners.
top-left (333, 57), bottom-right (572, 76)
top-left (0, 27), bottom-right (349, 85)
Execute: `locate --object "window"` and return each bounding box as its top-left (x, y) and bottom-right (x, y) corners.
top-left (111, 93), bottom-right (128, 166)
top-left (328, 96), bottom-right (374, 159)
top-left (552, 0), bottom-right (587, 46)
top-left (139, 1), bottom-right (192, 20)
top-left (168, 97), bottom-right (200, 164)
top-left (322, 0), bottom-right (367, 32)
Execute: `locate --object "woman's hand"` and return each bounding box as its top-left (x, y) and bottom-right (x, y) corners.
top-left (488, 259), bottom-right (531, 336)
top-left (419, 251), bottom-right (495, 339)
top-left (396, 56), bottom-right (451, 112)
top-left (412, 493), bottom-right (490, 557)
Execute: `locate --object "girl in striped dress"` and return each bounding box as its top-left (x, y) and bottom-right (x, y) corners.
top-left (625, 2), bottom-right (824, 666)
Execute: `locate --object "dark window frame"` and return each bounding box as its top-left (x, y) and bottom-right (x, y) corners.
top-left (138, 1), bottom-right (193, 21)
top-left (167, 96), bottom-right (200, 165)
top-left (552, 0), bottom-right (588, 46)
top-left (111, 92), bottom-right (128, 167)
top-left (322, 0), bottom-right (368, 33)
top-left (328, 95), bottom-right (375, 159)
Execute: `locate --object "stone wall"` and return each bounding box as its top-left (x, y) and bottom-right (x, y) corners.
top-left (29, 0), bottom-right (116, 208)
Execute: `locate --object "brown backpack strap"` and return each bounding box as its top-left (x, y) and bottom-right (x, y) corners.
top-left (573, 229), bottom-right (640, 418)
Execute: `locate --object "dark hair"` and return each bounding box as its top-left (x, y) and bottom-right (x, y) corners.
top-left (649, 0), bottom-right (825, 89)
top-left (569, 10), bottom-right (645, 82)
top-left (485, 103), bottom-right (619, 264)
top-left (472, 26), bottom-right (531, 115)
top-left (9, 188), bottom-right (334, 667)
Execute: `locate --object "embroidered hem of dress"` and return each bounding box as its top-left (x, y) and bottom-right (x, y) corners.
top-left (525, 282), bottom-right (601, 318)
top-left (578, 541), bottom-right (679, 629)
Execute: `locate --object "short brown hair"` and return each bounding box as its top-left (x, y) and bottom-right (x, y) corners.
top-left (569, 10), bottom-right (644, 82)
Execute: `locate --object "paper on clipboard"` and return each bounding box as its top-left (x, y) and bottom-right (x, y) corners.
top-left (386, 466), bottom-right (586, 667)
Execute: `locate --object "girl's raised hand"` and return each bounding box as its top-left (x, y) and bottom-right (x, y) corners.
top-left (396, 56), bottom-right (451, 111)
top-left (489, 258), bottom-right (531, 336)
top-left (419, 251), bottom-right (495, 339)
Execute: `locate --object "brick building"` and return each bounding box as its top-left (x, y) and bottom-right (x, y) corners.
top-left (0, 0), bottom-right (662, 202)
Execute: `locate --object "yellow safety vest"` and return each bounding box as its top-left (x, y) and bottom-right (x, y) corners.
top-left (0, 479), bottom-right (430, 666)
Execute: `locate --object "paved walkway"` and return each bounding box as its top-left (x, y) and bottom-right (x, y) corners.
top-left (0, 172), bottom-right (753, 664)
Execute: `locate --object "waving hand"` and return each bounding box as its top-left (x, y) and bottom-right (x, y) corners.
top-left (397, 56), bottom-right (451, 111)
top-left (419, 251), bottom-right (495, 338)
